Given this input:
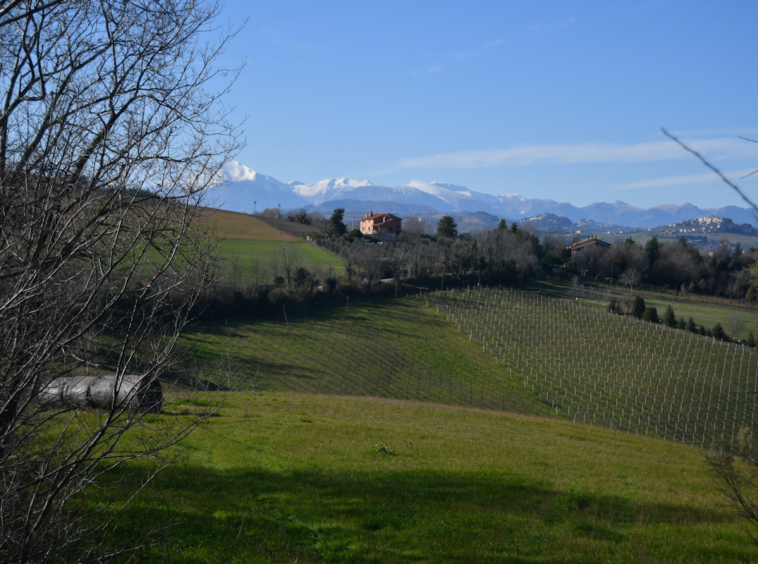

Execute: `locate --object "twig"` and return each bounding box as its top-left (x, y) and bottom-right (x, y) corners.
top-left (661, 128), bottom-right (758, 215)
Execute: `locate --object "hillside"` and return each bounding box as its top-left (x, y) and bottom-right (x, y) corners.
top-left (183, 288), bottom-right (758, 449)
top-left (114, 392), bottom-right (756, 563)
top-left (182, 296), bottom-right (548, 417)
top-left (199, 207), bottom-right (345, 277)
top-left (132, 288), bottom-right (758, 561)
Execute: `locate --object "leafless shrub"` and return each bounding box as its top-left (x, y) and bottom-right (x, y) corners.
top-left (707, 428), bottom-right (758, 545)
top-left (726, 313), bottom-right (746, 340)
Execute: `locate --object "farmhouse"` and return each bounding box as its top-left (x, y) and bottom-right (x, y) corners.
top-left (567, 236), bottom-right (611, 257)
top-left (359, 212), bottom-right (402, 242)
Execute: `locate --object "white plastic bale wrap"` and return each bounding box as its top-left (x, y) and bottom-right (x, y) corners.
top-left (39, 374), bottom-right (162, 414)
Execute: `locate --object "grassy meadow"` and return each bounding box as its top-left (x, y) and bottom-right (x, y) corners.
top-left (113, 392), bottom-right (757, 563)
top-left (641, 296), bottom-right (758, 340)
top-left (198, 208), bottom-right (345, 278)
top-left (217, 239), bottom-right (345, 273)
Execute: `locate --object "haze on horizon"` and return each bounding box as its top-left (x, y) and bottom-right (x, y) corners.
top-left (217, 1), bottom-right (758, 210)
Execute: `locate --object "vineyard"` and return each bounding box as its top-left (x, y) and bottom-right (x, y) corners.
top-left (184, 286), bottom-right (758, 448)
top-left (182, 297), bottom-right (550, 418)
top-left (429, 286), bottom-right (758, 447)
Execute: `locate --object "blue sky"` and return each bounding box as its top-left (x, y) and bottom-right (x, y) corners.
top-left (215, 0), bottom-right (758, 209)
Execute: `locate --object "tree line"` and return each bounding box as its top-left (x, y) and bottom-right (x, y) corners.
top-left (220, 209), bottom-right (758, 313)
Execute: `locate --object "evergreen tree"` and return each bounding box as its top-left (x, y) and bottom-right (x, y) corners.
top-left (748, 332), bottom-right (756, 347)
top-left (678, 317), bottom-right (686, 330)
top-left (329, 208), bottom-right (347, 237)
top-left (687, 317), bottom-right (697, 333)
top-left (663, 305), bottom-right (676, 327)
top-left (645, 236), bottom-right (661, 266)
top-left (712, 323), bottom-right (726, 340)
top-left (632, 296), bottom-right (646, 319)
top-left (497, 219), bottom-right (507, 230)
top-left (436, 215), bottom-right (458, 238)
top-left (699, 325), bottom-right (706, 336)
top-left (642, 306), bottom-right (659, 323)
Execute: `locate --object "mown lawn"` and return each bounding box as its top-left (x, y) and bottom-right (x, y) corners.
top-left (110, 392), bottom-right (757, 563)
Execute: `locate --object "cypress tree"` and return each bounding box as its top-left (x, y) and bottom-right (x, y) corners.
top-left (663, 305), bottom-right (676, 327)
top-left (687, 317), bottom-right (697, 333)
top-left (632, 296), bottom-right (646, 319)
top-left (748, 332), bottom-right (756, 348)
top-left (642, 306), bottom-right (659, 323)
top-left (712, 323), bottom-right (725, 340)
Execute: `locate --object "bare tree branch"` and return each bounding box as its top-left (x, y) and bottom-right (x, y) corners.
top-left (662, 128), bottom-right (758, 215)
top-left (0, 1), bottom-right (244, 562)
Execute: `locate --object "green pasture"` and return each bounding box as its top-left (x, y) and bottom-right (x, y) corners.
top-left (640, 297), bottom-right (758, 340)
top-left (216, 239), bottom-right (345, 276)
top-left (110, 392), bottom-right (756, 563)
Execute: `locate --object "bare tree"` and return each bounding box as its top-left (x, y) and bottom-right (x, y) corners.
top-left (278, 245), bottom-right (303, 289)
top-left (618, 269), bottom-right (641, 294)
top-left (571, 275), bottom-right (582, 298)
top-left (388, 246), bottom-right (408, 297)
top-left (0, 1), bottom-right (242, 562)
top-left (726, 313), bottom-right (746, 340)
top-left (707, 428), bottom-right (758, 546)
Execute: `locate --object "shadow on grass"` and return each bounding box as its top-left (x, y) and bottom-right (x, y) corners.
top-left (108, 463), bottom-right (754, 564)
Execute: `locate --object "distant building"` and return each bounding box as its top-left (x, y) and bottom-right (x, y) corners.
top-left (567, 236), bottom-right (611, 257)
top-left (359, 212), bottom-right (402, 242)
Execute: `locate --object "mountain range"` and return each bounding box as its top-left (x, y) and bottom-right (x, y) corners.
top-left (208, 161), bottom-right (756, 229)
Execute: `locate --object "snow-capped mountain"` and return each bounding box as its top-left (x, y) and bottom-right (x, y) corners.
top-left (207, 161), bottom-right (310, 212)
top-left (208, 161), bottom-right (755, 227)
top-left (292, 177), bottom-right (374, 204)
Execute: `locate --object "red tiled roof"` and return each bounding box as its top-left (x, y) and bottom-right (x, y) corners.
top-left (568, 237), bottom-right (611, 250)
top-left (363, 212), bottom-right (400, 221)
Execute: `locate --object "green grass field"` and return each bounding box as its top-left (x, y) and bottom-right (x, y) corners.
top-left (641, 296), bottom-right (758, 340)
top-left (216, 239), bottom-right (345, 274)
top-left (111, 392), bottom-right (757, 563)
top-left (197, 208), bottom-right (345, 279)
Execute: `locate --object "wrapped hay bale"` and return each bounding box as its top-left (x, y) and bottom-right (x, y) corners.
top-left (39, 374), bottom-right (162, 414)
